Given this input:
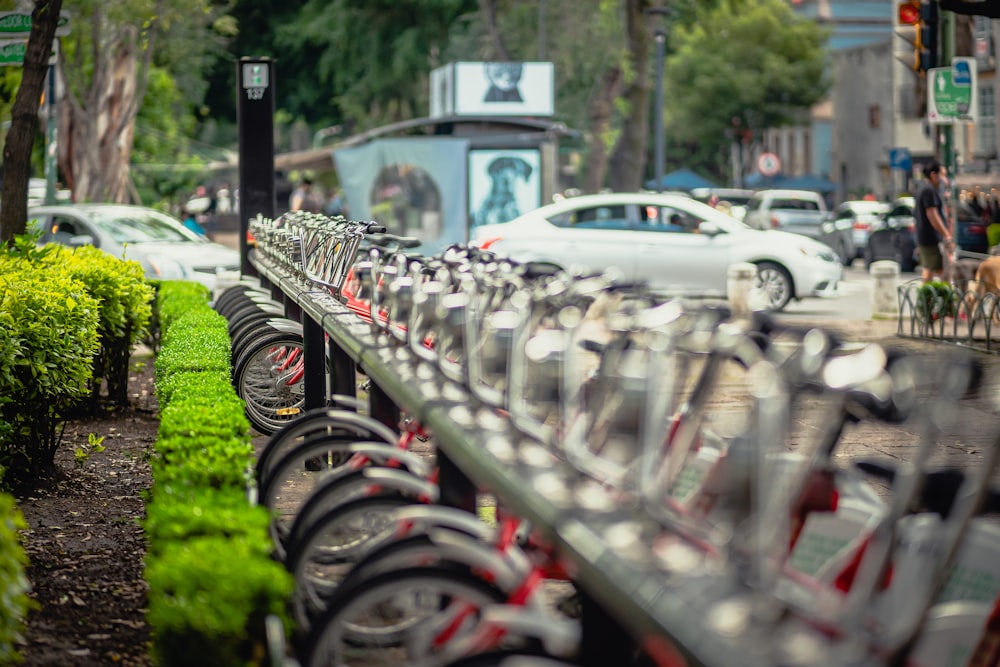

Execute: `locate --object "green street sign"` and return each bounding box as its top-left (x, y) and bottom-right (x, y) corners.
top-left (0, 11), bottom-right (70, 37)
top-left (928, 58), bottom-right (978, 125)
top-left (0, 40), bottom-right (58, 67)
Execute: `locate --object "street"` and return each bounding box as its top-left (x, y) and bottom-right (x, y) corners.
top-left (779, 259), bottom-right (919, 321)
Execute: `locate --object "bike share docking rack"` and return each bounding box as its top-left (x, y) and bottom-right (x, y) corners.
top-left (240, 212), bottom-right (1000, 667)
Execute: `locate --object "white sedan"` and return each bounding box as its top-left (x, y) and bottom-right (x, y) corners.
top-left (28, 204), bottom-right (241, 292)
top-left (470, 193), bottom-right (842, 311)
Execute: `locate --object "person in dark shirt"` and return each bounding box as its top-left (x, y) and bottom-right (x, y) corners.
top-left (915, 160), bottom-right (953, 283)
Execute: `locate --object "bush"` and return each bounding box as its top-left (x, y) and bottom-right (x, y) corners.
top-left (145, 280), bottom-right (293, 666)
top-left (0, 494), bottom-right (31, 664)
top-left (917, 280), bottom-right (959, 321)
top-left (38, 246), bottom-right (154, 407)
top-left (146, 536), bottom-right (292, 667)
top-left (0, 261), bottom-right (100, 482)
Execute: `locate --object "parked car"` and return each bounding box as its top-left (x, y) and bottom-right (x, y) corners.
top-left (864, 199), bottom-right (918, 272)
top-left (469, 192), bottom-right (843, 311)
top-left (690, 187), bottom-right (755, 221)
top-left (743, 189), bottom-right (854, 265)
top-left (27, 204), bottom-right (241, 291)
top-left (864, 197), bottom-right (990, 273)
top-left (833, 200), bottom-right (890, 260)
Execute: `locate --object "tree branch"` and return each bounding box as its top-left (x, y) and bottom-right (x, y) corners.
top-left (477, 0), bottom-right (511, 60)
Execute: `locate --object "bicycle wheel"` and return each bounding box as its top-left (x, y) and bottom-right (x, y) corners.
top-left (231, 322), bottom-right (301, 369)
top-left (233, 331), bottom-right (305, 435)
top-left (300, 566), bottom-right (506, 667)
top-left (440, 651), bottom-right (579, 667)
top-left (287, 493), bottom-right (416, 630)
top-left (256, 409), bottom-right (399, 489)
top-left (282, 466), bottom-right (436, 556)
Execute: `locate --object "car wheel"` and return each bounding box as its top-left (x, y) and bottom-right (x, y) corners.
top-left (754, 261), bottom-right (793, 312)
top-left (839, 240), bottom-right (853, 267)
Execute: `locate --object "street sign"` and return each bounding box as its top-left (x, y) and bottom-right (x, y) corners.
top-left (889, 147), bottom-right (912, 171)
top-left (757, 152), bottom-right (781, 177)
top-left (0, 11), bottom-right (70, 37)
top-left (928, 57), bottom-right (978, 125)
top-left (0, 39), bottom-right (57, 67)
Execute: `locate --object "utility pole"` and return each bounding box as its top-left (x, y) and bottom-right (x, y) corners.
top-left (940, 3), bottom-right (956, 231)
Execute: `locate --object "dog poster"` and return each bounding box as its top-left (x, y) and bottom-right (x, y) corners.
top-left (468, 149), bottom-right (541, 230)
top-left (448, 62), bottom-right (554, 117)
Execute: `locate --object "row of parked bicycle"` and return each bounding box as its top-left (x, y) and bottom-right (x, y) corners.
top-left (212, 211), bottom-right (1000, 667)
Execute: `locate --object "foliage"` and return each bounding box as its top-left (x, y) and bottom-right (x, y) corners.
top-left (146, 280), bottom-right (290, 665)
top-left (273, 0), bottom-right (477, 130)
top-left (663, 0), bottom-right (831, 182)
top-left (917, 280), bottom-right (959, 321)
top-left (0, 253), bottom-right (100, 484)
top-left (146, 535), bottom-right (293, 667)
top-left (0, 494), bottom-right (31, 665)
top-left (74, 432), bottom-right (106, 468)
top-left (38, 244), bottom-right (155, 407)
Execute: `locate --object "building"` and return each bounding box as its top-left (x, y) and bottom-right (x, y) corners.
top-left (761, 0), bottom-right (895, 194)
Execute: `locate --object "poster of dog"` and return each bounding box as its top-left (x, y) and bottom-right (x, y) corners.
top-left (468, 149), bottom-right (541, 230)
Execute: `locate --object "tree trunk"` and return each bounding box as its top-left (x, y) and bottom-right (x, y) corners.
top-left (0, 0), bottom-right (63, 244)
top-left (584, 67), bottom-right (623, 194)
top-left (57, 1), bottom-right (159, 204)
top-left (607, 0), bottom-right (652, 193)
top-left (478, 0), bottom-right (512, 60)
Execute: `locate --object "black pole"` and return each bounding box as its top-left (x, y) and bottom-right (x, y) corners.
top-left (654, 30), bottom-right (666, 193)
top-left (236, 57), bottom-right (276, 277)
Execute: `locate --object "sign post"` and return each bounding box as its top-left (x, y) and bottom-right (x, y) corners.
top-left (927, 57), bottom-right (977, 125)
top-left (237, 57), bottom-right (276, 277)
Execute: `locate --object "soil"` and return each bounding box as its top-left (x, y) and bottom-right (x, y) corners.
top-left (14, 352), bottom-right (159, 667)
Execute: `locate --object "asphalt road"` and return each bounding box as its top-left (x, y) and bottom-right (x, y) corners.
top-left (780, 259), bottom-right (919, 321)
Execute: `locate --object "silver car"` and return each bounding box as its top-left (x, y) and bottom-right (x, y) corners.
top-left (28, 204), bottom-right (240, 291)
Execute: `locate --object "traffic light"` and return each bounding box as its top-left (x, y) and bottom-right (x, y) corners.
top-left (896, 1), bottom-right (939, 73)
top-left (919, 0), bottom-right (939, 72)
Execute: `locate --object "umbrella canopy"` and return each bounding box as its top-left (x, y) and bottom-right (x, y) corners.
top-left (644, 168), bottom-right (718, 191)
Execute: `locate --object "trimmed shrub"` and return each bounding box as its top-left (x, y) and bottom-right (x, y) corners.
top-left (0, 494), bottom-right (31, 664)
top-left (146, 535), bottom-right (293, 667)
top-left (0, 261), bottom-right (100, 481)
top-left (38, 245), bottom-right (154, 407)
top-left (146, 280), bottom-right (293, 666)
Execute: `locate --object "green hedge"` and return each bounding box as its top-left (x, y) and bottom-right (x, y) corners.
top-left (145, 281), bottom-right (292, 667)
top-left (38, 245), bottom-right (154, 407)
top-left (0, 495), bottom-right (31, 664)
top-left (0, 257), bottom-right (101, 480)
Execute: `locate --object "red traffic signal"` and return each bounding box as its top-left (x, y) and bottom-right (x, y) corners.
top-left (898, 1), bottom-right (921, 25)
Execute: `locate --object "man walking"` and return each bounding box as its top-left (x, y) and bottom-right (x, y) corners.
top-left (915, 160), bottom-right (953, 282)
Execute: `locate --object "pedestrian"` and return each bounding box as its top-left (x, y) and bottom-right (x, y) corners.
top-left (289, 177), bottom-right (322, 213)
top-left (182, 207), bottom-right (208, 237)
top-left (915, 160), bottom-right (954, 283)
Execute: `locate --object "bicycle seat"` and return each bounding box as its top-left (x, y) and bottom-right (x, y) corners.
top-left (365, 232), bottom-right (422, 249)
top-left (855, 459), bottom-right (1000, 518)
top-left (364, 222), bottom-right (387, 234)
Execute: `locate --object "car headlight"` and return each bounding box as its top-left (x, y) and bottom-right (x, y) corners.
top-left (799, 245), bottom-right (839, 263)
top-left (145, 256), bottom-right (188, 280)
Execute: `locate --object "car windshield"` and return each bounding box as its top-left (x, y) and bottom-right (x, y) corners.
top-left (87, 208), bottom-right (199, 244)
top-left (770, 198), bottom-right (820, 211)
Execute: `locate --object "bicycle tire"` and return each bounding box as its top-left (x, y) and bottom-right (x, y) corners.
top-left (227, 305), bottom-right (284, 338)
top-left (213, 284), bottom-right (262, 316)
top-left (283, 466), bottom-right (436, 557)
top-left (231, 323), bottom-right (301, 369)
top-left (256, 409), bottom-right (399, 488)
top-left (287, 493), bottom-right (416, 630)
top-left (440, 650), bottom-right (578, 667)
top-left (216, 289), bottom-right (275, 320)
top-left (229, 314), bottom-right (296, 357)
top-left (233, 332), bottom-right (305, 435)
top-left (299, 565), bottom-right (507, 667)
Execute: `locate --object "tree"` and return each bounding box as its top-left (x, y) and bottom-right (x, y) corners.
top-left (606, 0), bottom-right (653, 192)
top-left (56, 0), bottom-right (233, 204)
top-left (274, 0), bottom-right (477, 132)
top-left (663, 0), bottom-right (830, 183)
top-left (0, 0), bottom-right (62, 245)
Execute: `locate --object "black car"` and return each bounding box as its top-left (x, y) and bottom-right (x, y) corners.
top-left (865, 198), bottom-right (990, 272)
top-left (865, 199), bottom-right (918, 272)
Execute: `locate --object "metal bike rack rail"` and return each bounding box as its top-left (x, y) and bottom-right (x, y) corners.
top-left (246, 247), bottom-right (788, 667)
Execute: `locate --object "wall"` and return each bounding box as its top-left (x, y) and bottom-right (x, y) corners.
top-left (832, 40), bottom-right (895, 198)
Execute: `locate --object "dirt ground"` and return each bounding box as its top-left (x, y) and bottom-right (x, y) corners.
top-left (14, 353), bottom-right (158, 667)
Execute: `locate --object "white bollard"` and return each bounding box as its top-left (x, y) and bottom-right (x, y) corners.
top-left (870, 260), bottom-right (900, 319)
top-left (727, 262), bottom-right (758, 319)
